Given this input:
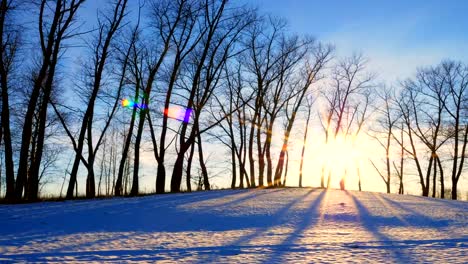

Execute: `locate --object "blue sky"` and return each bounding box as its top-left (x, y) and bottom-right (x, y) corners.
top-left (244, 0), bottom-right (468, 81)
top-left (77, 0), bottom-right (468, 82)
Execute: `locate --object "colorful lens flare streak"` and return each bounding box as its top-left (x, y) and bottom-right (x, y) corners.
top-left (164, 106), bottom-right (192, 123)
top-left (121, 99), bottom-right (147, 109)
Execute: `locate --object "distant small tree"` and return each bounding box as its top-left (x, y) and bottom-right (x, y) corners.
top-left (370, 86), bottom-right (397, 194)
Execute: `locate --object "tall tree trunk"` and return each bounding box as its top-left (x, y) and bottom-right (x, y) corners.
top-left (115, 105), bottom-right (138, 196)
top-left (197, 133), bottom-right (210, 190)
top-left (432, 154), bottom-right (437, 198)
top-left (28, 31), bottom-right (65, 200)
top-left (385, 130), bottom-right (391, 194)
top-left (28, 93), bottom-right (48, 200)
top-left (156, 60), bottom-right (180, 194)
top-left (86, 114), bottom-right (96, 198)
top-left (86, 163), bottom-right (96, 198)
top-left (437, 156), bottom-right (444, 198)
top-left (282, 149), bottom-right (289, 186)
top-left (451, 179), bottom-right (458, 200)
top-left (398, 124), bottom-right (405, 195)
top-left (15, 0), bottom-right (66, 200)
top-left (238, 109), bottom-right (248, 188)
top-left (66, 133), bottom-right (85, 198)
top-left (171, 149), bottom-right (186, 192)
top-left (406, 121), bottom-right (427, 196)
top-left (274, 109), bottom-right (300, 186)
top-left (130, 109), bottom-right (145, 196)
top-left (248, 117), bottom-right (257, 188)
top-left (230, 143), bottom-right (237, 189)
top-left (26, 111), bottom-right (40, 199)
top-left (186, 142), bottom-right (195, 192)
top-left (423, 156), bottom-right (433, 197)
top-left (114, 52), bottom-right (141, 196)
top-left (265, 118), bottom-right (276, 187)
top-left (0, 0), bottom-right (16, 200)
top-left (452, 125), bottom-right (468, 200)
top-left (298, 107), bottom-right (311, 188)
top-left (0, 65), bottom-right (14, 200)
top-left (256, 115), bottom-right (264, 187)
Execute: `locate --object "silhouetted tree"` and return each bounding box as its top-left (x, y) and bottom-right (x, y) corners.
top-left (170, 0), bottom-right (253, 192)
top-left (16, 0), bottom-right (86, 201)
top-left (273, 43), bottom-right (332, 186)
top-left (0, 0), bottom-right (20, 200)
top-left (370, 87), bottom-right (397, 194)
top-left (438, 61), bottom-right (468, 200)
top-left (63, 0), bottom-right (128, 199)
top-left (298, 96), bottom-right (314, 187)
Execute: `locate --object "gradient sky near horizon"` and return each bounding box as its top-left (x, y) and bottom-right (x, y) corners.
top-left (51, 0), bottom-right (468, 197)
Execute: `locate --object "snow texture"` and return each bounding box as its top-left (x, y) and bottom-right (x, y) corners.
top-left (0, 188), bottom-right (466, 263)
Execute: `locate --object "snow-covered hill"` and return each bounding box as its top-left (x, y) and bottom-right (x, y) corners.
top-left (0, 188), bottom-right (466, 263)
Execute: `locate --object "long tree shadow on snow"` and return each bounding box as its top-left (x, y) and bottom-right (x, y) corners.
top-left (0, 188), bottom-right (313, 253)
top-left (0, 190), bottom-right (267, 245)
top-left (264, 189), bottom-right (327, 263)
top-left (3, 189), bottom-right (465, 263)
top-left (0, 188), bottom-right (326, 262)
top-left (378, 194), bottom-right (463, 227)
top-left (346, 192), bottom-right (414, 263)
top-left (203, 189), bottom-right (326, 263)
top-left (345, 191), bottom-right (468, 264)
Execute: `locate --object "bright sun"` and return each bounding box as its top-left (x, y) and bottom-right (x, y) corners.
top-left (306, 133), bottom-right (371, 188)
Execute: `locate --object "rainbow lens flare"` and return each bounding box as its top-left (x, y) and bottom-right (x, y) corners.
top-left (121, 99), bottom-right (133, 107)
top-left (164, 106), bottom-right (192, 123)
top-left (121, 98), bottom-right (147, 109)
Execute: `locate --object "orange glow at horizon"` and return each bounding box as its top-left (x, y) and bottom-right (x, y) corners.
top-left (299, 131), bottom-right (378, 190)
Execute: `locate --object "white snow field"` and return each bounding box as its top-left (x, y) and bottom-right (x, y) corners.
top-left (0, 188), bottom-right (466, 263)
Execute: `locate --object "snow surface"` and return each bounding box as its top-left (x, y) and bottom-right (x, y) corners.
top-left (0, 188), bottom-right (466, 263)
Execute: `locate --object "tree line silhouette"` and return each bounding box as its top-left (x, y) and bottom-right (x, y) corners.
top-left (0, 0), bottom-right (466, 202)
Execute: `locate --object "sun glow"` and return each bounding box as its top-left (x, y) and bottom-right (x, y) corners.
top-left (323, 135), bottom-right (362, 177)
top-left (303, 132), bottom-right (375, 189)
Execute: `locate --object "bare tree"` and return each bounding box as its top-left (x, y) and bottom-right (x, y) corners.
top-left (62, 0), bottom-right (128, 199)
top-left (439, 61), bottom-right (468, 200)
top-left (243, 17), bottom-right (286, 188)
top-left (211, 63), bottom-right (252, 189)
top-left (0, 0), bottom-right (19, 200)
top-left (273, 43), bottom-right (332, 186)
top-left (319, 54), bottom-right (373, 189)
top-left (370, 87), bottom-right (397, 193)
top-left (393, 122), bottom-right (405, 194)
top-left (149, 0), bottom-right (206, 194)
top-left (114, 24), bottom-right (141, 196)
top-left (408, 65), bottom-right (449, 198)
top-left (262, 33), bottom-right (314, 188)
top-left (15, 0), bottom-right (86, 201)
top-left (394, 89), bottom-right (430, 196)
top-left (392, 61), bottom-right (467, 199)
top-left (170, 0), bottom-right (253, 192)
top-left (298, 96), bottom-right (314, 187)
